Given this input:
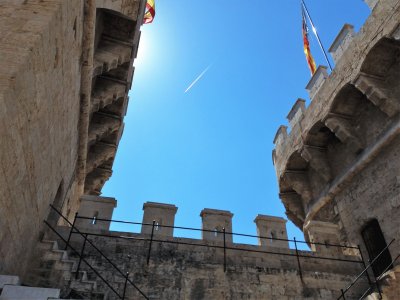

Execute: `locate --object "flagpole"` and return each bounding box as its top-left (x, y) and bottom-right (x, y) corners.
top-left (301, 0), bottom-right (333, 71)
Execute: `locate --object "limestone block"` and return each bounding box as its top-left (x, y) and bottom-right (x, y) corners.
top-left (329, 24), bottom-right (355, 64)
top-left (200, 208), bottom-right (233, 243)
top-left (75, 195), bottom-right (117, 231)
top-left (254, 215), bottom-right (289, 248)
top-left (305, 66), bottom-right (329, 100)
top-left (0, 285), bottom-right (60, 300)
top-left (141, 202), bottom-right (178, 237)
top-left (0, 275), bottom-right (20, 288)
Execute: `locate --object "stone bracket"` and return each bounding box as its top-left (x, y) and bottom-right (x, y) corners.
top-left (353, 73), bottom-right (399, 117)
top-left (324, 114), bottom-right (364, 153)
top-left (301, 145), bottom-right (332, 182)
top-left (283, 171), bottom-right (313, 206)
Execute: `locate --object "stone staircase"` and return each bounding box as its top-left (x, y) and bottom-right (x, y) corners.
top-left (24, 240), bottom-right (105, 299)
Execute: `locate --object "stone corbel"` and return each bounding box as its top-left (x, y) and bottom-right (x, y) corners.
top-left (284, 170), bottom-right (313, 206)
top-left (324, 114), bottom-right (364, 153)
top-left (353, 73), bottom-right (399, 117)
top-left (301, 145), bottom-right (332, 182)
top-left (84, 167), bottom-right (112, 195)
top-left (88, 114), bottom-right (121, 145)
top-left (279, 192), bottom-right (306, 222)
top-left (86, 142), bottom-right (116, 174)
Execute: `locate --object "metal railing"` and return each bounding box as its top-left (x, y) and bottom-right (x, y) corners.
top-left (337, 238), bottom-right (397, 300)
top-left (45, 205), bottom-right (149, 300)
top-left (63, 212), bottom-right (366, 284)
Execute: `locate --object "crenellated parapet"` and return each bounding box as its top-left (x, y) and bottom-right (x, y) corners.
top-left (78, 200), bottom-right (291, 249)
top-left (273, 0), bottom-right (400, 241)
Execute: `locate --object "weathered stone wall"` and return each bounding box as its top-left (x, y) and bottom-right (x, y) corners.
top-left (0, 0), bottom-right (145, 277)
top-left (63, 228), bottom-right (366, 299)
top-left (0, 0), bottom-right (84, 276)
top-left (335, 136), bottom-right (400, 256)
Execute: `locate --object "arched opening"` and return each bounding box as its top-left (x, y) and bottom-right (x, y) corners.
top-left (360, 37), bottom-right (400, 78)
top-left (361, 219), bottom-right (392, 277)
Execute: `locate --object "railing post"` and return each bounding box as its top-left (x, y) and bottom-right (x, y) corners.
top-left (146, 220), bottom-right (155, 265)
top-left (75, 233), bottom-right (88, 279)
top-left (375, 277), bottom-right (383, 299)
top-left (294, 237), bottom-right (303, 281)
top-left (357, 245), bottom-right (373, 288)
top-left (122, 272), bottom-right (129, 299)
top-left (340, 289), bottom-right (346, 299)
top-left (65, 212), bottom-right (78, 250)
top-left (223, 227), bottom-right (226, 272)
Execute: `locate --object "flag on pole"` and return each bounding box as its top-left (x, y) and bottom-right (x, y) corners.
top-left (302, 6), bottom-right (317, 75)
top-left (143, 0), bottom-right (155, 24)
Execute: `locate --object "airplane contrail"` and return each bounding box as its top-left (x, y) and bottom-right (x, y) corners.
top-left (184, 64), bottom-right (212, 93)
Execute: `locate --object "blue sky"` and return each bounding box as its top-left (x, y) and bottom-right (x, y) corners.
top-left (102, 1), bottom-right (370, 247)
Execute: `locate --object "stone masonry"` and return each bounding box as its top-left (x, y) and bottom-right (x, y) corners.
top-left (41, 199), bottom-right (366, 299)
top-left (273, 0), bottom-right (400, 297)
top-left (0, 0), bottom-right (146, 277)
top-left (1, 0), bottom-right (400, 299)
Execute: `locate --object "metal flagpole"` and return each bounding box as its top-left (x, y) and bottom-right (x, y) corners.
top-left (301, 0), bottom-right (333, 71)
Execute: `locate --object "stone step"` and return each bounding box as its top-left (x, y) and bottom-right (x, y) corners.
top-left (43, 249), bottom-right (69, 262)
top-left (70, 279), bottom-right (97, 293)
top-left (37, 239), bottom-right (58, 251)
top-left (27, 240), bottom-right (107, 299)
top-left (0, 285), bottom-right (60, 300)
top-left (0, 276), bottom-right (20, 289)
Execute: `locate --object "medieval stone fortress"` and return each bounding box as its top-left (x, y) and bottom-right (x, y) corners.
top-left (0, 0), bottom-right (399, 299)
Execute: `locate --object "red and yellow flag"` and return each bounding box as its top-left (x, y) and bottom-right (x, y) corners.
top-left (143, 0), bottom-right (155, 24)
top-left (302, 8), bottom-right (316, 75)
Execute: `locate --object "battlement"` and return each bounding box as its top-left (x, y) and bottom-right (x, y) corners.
top-left (272, 0), bottom-right (400, 237)
top-left (76, 198), bottom-right (292, 249)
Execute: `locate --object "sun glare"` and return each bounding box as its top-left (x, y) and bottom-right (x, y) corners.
top-left (135, 29), bottom-right (151, 67)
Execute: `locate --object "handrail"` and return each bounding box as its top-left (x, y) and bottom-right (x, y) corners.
top-left (337, 238), bottom-right (395, 299)
top-left (71, 229), bottom-right (363, 264)
top-left (75, 214), bottom-right (359, 249)
top-left (48, 205), bottom-right (149, 300)
top-left (67, 210), bottom-right (366, 290)
top-left (44, 220), bottom-right (122, 299)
